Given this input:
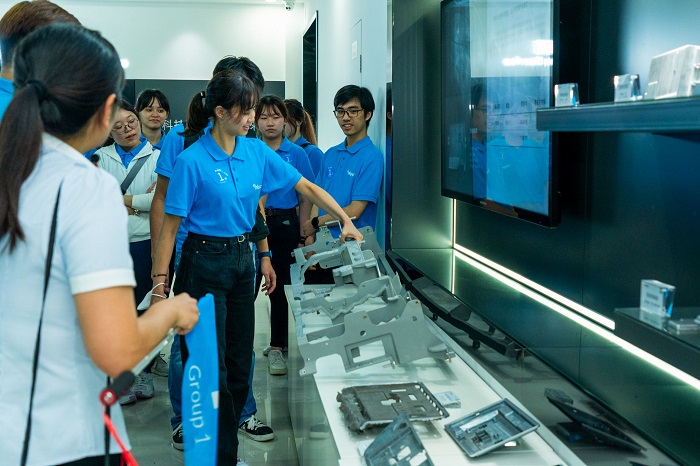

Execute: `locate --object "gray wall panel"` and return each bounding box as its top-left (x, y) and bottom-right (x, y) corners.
top-left (392, 0), bottom-right (452, 250)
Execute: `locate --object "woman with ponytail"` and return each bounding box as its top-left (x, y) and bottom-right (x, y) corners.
top-left (0, 23), bottom-right (198, 466)
top-left (284, 98), bottom-right (324, 177)
top-left (151, 69), bottom-right (363, 465)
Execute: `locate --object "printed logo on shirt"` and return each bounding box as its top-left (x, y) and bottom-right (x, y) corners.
top-left (326, 166), bottom-right (335, 178)
top-left (284, 155), bottom-right (292, 163)
top-left (253, 183), bottom-right (262, 190)
top-left (214, 169), bottom-right (229, 183)
top-left (346, 170), bottom-right (356, 177)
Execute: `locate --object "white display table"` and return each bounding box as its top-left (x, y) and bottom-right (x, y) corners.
top-left (286, 285), bottom-right (581, 466)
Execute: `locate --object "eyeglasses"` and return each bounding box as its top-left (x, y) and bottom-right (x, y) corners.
top-left (112, 117), bottom-right (139, 134)
top-left (333, 108), bottom-right (364, 118)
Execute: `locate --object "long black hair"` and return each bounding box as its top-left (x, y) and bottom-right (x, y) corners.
top-left (0, 23), bottom-right (124, 251)
top-left (183, 70), bottom-right (259, 137)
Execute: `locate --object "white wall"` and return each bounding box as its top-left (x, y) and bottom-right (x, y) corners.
top-left (0, 1), bottom-right (299, 84)
top-left (302, 0), bottom-right (389, 245)
top-left (302, 0), bottom-right (388, 152)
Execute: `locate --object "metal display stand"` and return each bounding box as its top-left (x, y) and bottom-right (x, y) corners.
top-left (290, 227), bottom-right (453, 377)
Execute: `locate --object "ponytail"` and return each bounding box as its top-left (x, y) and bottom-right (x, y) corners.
top-left (183, 90), bottom-right (212, 137)
top-left (0, 85), bottom-right (45, 251)
top-left (300, 110), bottom-right (318, 146)
top-left (284, 98), bottom-right (317, 146)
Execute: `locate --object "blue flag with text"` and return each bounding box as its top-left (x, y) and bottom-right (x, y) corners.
top-left (183, 294), bottom-right (219, 464)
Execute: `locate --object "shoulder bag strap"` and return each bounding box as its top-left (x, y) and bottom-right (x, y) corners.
top-left (20, 183), bottom-right (62, 466)
top-left (120, 153), bottom-right (151, 195)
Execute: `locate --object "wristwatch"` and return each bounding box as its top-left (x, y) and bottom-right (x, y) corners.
top-left (311, 216), bottom-right (320, 230)
top-left (257, 250), bottom-right (272, 259)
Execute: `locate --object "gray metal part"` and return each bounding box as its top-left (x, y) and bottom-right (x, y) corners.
top-left (364, 413), bottom-right (434, 466)
top-left (298, 274), bottom-right (404, 322)
top-left (295, 299), bottom-right (453, 377)
top-left (290, 227), bottom-right (394, 299)
top-left (291, 233), bottom-right (384, 302)
top-left (336, 382), bottom-right (448, 433)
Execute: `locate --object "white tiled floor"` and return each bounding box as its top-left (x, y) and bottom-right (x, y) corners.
top-left (123, 294), bottom-right (299, 465)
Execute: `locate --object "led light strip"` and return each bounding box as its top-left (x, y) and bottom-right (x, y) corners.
top-left (453, 248), bottom-right (700, 391)
top-left (454, 243), bottom-right (615, 330)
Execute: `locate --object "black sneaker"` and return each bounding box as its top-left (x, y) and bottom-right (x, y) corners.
top-left (238, 415), bottom-right (274, 442)
top-left (172, 423), bottom-right (183, 450)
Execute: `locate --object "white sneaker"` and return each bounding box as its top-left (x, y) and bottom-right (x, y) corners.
top-left (263, 345), bottom-right (287, 356)
top-left (268, 349), bottom-right (288, 375)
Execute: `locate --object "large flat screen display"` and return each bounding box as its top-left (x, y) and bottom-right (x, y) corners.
top-left (441, 0), bottom-right (557, 226)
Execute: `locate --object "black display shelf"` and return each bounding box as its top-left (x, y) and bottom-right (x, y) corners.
top-left (536, 97), bottom-right (700, 133)
top-left (614, 307), bottom-right (700, 380)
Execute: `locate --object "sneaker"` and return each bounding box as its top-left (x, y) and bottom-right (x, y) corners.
top-left (236, 459), bottom-right (249, 466)
top-left (238, 415), bottom-right (275, 442)
top-left (172, 423), bottom-right (183, 451)
top-left (152, 354), bottom-right (169, 377)
top-left (263, 346), bottom-right (287, 357)
top-left (268, 349), bottom-right (288, 375)
top-left (133, 371), bottom-right (155, 399)
top-left (119, 388), bottom-right (137, 406)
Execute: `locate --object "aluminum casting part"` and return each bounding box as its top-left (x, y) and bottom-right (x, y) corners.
top-left (363, 413), bottom-right (435, 466)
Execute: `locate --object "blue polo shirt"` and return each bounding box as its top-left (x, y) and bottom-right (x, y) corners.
top-left (0, 78), bottom-right (14, 122)
top-left (152, 129), bottom-right (167, 151)
top-left (315, 136), bottom-right (383, 236)
top-left (156, 121), bottom-right (213, 178)
top-left (295, 135), bottom-right (324, 178)
top-left (156, 122), bottom-right (213, 251)
top-left (165, 132), bottom-right (302, 237)
top-left (267, 137), bottom-right (314, 209)
top-left (116, 135), bottom-right (148, 168)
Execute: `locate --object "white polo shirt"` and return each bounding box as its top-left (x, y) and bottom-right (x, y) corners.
top-left (0, 134), bottom-right (135, 465)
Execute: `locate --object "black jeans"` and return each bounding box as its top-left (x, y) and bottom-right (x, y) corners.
top-left (266, 211), bottom-right (300, 348)
top-left (174, 233), bottom-right (255, 463)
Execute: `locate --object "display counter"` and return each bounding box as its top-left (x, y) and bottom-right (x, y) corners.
top-left (286, 285), bottom-right (582, 466)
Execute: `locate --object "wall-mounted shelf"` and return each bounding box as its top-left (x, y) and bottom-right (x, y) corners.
top-left (536, 96), bottom-right (700, 133)
top-left (614, 307), bottom-right (700, 380)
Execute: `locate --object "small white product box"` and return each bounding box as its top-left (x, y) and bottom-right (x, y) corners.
top-left (640, 279), bottom-right (675, 317)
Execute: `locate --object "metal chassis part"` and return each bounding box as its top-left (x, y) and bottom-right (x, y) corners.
top-left (297, 274), bottom-right (404, 323)
top-left (294, 298), bottom-right (453, 377)
top-left (364, 413), bottom-right (434, 466)
top-left (336, 381), bottom-right (448, 432)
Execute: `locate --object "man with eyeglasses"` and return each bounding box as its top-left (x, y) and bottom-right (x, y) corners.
top-left (302, 85), bottom-right (384, 246)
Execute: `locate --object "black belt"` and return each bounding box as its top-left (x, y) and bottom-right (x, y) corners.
top-left (188, 232), bottom-right (249, 243)
top-left (264, 207), bottom-right (296, 217)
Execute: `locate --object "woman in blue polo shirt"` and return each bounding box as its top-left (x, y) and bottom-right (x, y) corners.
top-left (256, 95), bottom-right (314, 376)
top-left (150, 69), bottom-right (362, 465)
top-left (135, 88), bottom-right (170, 151)
top-left (284, 98), bottom-right (324, 177)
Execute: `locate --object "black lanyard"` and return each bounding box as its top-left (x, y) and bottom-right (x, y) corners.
top-left (20, 184), bottom-right (62, 466)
